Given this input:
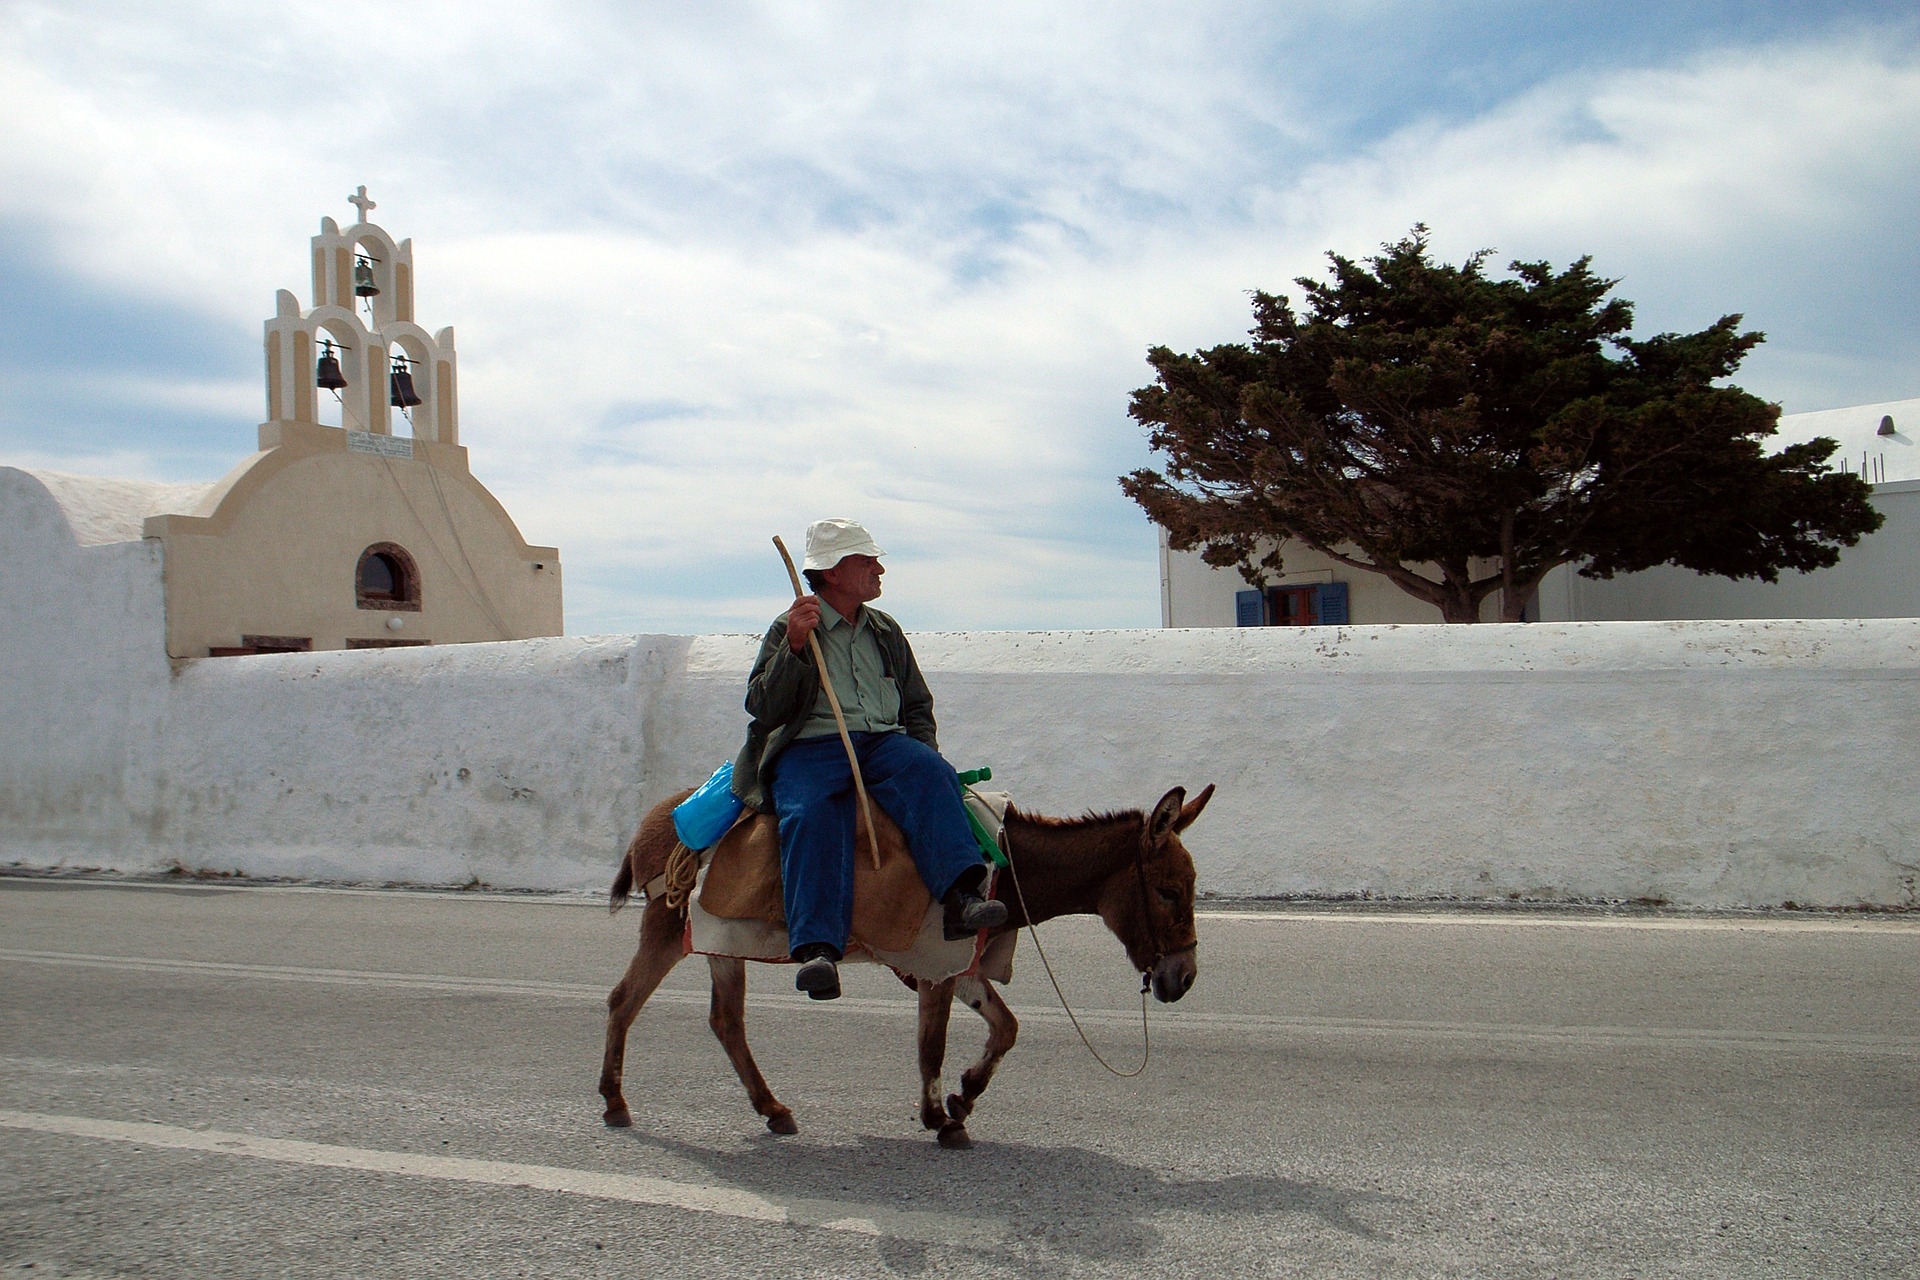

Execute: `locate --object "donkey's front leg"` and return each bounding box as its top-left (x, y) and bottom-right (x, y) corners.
top-left (707, 956), bottom-right (798, 1135)
top-left (942, 975), bottom-right (1019, 1127)
top-left (915, 977), bottom-right (969, 1148)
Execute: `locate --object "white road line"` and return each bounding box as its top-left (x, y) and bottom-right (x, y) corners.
top-left (1, 948), bottom-right (613, 999)
top-left (6, 949), bottom-right (1916, 1055)
top-left (0, 948), bottom-right (865, 1013)
top-left (0, 1109), bottom-right (979, 1244)
top-left (1195, 910), bottom-right (1920, 932)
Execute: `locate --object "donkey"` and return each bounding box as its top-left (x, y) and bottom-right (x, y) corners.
top-left (598, 782), bottom-right (1212, 1148)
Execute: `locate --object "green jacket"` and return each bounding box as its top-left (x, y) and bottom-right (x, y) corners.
top-left (730, 606), bottom-right (939, 813)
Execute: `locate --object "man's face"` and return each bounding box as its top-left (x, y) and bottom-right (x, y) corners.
top-left (821, 553), bottom-right (884, 605)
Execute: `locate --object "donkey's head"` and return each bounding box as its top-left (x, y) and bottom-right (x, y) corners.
top-left (1101, 783), bottom-right (1213, 1003)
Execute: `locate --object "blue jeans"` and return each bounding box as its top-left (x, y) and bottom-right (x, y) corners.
top-left (768, 732), bottom-right (985, 956)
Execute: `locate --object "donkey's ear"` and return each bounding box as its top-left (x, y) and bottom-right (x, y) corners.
top-left (1175, 783), bottom-right (1215, 832)
top-left (1147, 787), bottom-right (1186, 846)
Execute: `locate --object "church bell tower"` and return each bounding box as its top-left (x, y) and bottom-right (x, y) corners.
top-left (262, 186), bottom-right (460, 445)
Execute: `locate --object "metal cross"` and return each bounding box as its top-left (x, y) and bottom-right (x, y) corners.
top-left (348, 186), bottom-right (377, 223)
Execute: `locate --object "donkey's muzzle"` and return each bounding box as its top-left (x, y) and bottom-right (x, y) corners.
top-left (1151, 947), bottom-right (1197, 1003)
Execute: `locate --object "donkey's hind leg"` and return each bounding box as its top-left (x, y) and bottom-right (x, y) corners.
top-left (599, 896), bottom-right (689, 1128)
top-left (707, 956), bottom-right (798, 1135)
top-left (942, 975), bottom-right (1019, 1129)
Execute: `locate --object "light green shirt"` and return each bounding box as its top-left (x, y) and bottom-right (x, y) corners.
top-left (796, 601), bottom-right (903, 738)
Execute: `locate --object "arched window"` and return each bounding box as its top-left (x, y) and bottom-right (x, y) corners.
top-left (356, 542), bottom-right (421, 611)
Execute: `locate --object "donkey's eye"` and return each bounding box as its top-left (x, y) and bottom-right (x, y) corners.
top-left (1156, 887), bottom-right (1180, 906)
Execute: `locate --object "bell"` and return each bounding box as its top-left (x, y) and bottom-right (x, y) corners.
top-left (315, 340), bottom-right (347, 390)
top-left (389, 361), bottom-right (423, 408)
top-left (354, 258), bottom-right (380, 298)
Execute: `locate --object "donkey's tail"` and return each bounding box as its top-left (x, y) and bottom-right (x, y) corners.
top-left (609, 850), bottom-right (635, 915)
top-left (612, 791), bottom-right (698, 917)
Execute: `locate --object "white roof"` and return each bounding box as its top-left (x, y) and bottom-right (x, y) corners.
top-left (1773, 397), bottom-right (1920, 486)
top-left (12, 468), bottom-right (219, 546)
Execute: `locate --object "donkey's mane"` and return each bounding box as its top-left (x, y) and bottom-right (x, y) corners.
top-left (1006, 805), bottom-right (1143, 832)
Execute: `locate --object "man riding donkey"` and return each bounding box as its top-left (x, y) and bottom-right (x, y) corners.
top-left (732, 518), bottom-right (1008, 1000)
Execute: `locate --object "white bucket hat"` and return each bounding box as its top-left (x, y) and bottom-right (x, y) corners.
top-left (803, 518), bottom-right (886, 572)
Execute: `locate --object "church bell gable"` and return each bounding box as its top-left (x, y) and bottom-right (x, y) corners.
top-left (263, 190), bottom-right (458, 445)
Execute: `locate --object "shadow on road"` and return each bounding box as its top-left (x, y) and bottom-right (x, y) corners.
top-left (621, 1127), bottom-right (1401, 1272)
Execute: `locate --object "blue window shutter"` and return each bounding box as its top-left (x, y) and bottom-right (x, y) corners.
top-left (1235, 589), bottom-right (1265, 627)
top-left (1315, 582), bottom-right (1350, 625)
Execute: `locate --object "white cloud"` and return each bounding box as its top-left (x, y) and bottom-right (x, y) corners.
top-left (1261, 37), bottom-right (1920, 351)
top-left (3, 5), bottom-right (1915, 634)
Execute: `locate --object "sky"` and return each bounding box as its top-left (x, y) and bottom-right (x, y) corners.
top-left (2, 1), bottom-right (1916, 635)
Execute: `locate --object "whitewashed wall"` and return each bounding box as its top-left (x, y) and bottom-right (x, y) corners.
top-left (921, 623), bottom-right (1920, 908)
top-left (0, 468), bottom-right (174, 858)
top-left (4, 557), bottom-right (1917, 908)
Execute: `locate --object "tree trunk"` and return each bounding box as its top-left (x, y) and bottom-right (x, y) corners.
top-left (1438, 582), bottom-right (1484, 622)
top-left (1499, 564), bottom-right (1561, 622)
top-left (1499, 512), bottom-right (1518, 622)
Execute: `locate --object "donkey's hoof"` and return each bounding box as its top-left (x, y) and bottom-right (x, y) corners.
top-left (937, 1121), bottom-right (972, 1150)
top-left (766, 1110), bottom-right (799, 1136)
top-left (602, 1105), bottom-right (632, 1129)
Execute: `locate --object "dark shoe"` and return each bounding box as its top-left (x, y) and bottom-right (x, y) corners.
top-left (792, 944), bottom-right (841, 1001)
top-left (943, 887), bottom-right (1008, 941)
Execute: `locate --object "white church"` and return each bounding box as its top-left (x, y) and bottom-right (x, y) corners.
top-left (2, 189), bottom-right (562, 660)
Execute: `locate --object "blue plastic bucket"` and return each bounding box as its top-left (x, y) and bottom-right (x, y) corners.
top-left (672, 761), bottom-right (746, 850)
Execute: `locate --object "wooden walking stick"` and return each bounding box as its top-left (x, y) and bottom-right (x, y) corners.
top-left (774, 535), bottom-right (884, 871)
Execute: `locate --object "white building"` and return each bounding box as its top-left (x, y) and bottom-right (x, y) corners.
top-left (1161, 398), bottom-right (1920, 627)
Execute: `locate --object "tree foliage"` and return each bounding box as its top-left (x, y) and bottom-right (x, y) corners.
top-left (1122, 228), bottom-right (1882, 622)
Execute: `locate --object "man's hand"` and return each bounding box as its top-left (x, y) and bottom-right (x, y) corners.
top-left (787, 595), bottom-right (822, 653)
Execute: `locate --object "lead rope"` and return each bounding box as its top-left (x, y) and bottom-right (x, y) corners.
top-left (993, 821), bottom-right (1152, 1079)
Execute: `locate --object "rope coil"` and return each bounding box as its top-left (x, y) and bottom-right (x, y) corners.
top-left (658, 840), bottom-right (701, 913)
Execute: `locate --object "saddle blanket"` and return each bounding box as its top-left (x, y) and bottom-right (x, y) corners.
top-left (678, 788), bottom-right (1018, 985)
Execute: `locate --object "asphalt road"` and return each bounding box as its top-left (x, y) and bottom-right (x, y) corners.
top-left (2, 876), bottom-right (1916, 1279)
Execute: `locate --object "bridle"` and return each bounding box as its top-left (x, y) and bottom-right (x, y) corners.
top-left (1129, 836), bottom-right (1170, 993)
top-left (998, 812), bottom-right (1175, 995)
